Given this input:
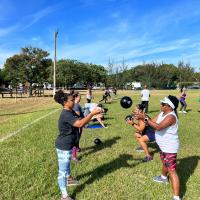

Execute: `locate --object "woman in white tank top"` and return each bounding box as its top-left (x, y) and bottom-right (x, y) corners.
top-left (135, 95), bottom-right (181, 200)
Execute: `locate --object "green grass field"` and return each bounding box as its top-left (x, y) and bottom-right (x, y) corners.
top-left (0, 90), bottom-right (200, 200)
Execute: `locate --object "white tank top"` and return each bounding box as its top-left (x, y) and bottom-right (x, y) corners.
top-left (155, 111), bottom-right (179, 153)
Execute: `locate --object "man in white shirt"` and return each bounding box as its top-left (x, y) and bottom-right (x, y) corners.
top-left (141, 85), bottom-right (150, 113)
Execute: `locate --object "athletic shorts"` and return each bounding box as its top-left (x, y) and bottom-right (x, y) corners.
top-left (146, 132), bottom-right (155, 142)
top-left (160, 151), bottom-right (177, 171)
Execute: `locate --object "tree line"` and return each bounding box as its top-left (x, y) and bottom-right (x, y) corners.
top-left (107, 61), bottom-right (200, 89)
top-left (0, 46), bottom-right (200, 93)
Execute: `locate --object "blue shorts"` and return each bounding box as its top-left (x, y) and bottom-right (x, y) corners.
top-left (146, 131), bottom-right (155, 142)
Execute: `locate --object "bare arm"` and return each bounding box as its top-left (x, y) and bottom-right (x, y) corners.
top-left (73, 108), bottom-right (101, 128)
top-left (127, 118), bottom-right (145, 132)
top-left (146, 115), bottom-right (176, 131)
top-left (75, 111), bottom-right (80, 117)
top-left (151, 115), bottom-right (159, 123)
top-left (133, 119), bottom-right (145, 132)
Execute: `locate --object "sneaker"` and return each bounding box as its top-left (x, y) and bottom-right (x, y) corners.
top-left (153, 175), bottom-right (168, 184)
top-left (67, 176), bottom-right (80, 186)
top-left (178, 111), bottom-right (183, 113)
top-left (61, 196), bottom-right (74, 200)
top-left (183, 111), bottom-right (187, 113)
top-left (142, 156), bottom-right (153, 162)
top-left (135, 146), bottom-right (144, 152)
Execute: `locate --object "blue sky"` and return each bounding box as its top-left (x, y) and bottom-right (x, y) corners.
top-left (1, 0), bottom-right (200, 71)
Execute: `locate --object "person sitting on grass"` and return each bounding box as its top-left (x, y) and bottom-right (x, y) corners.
top-left (126, 104), bottom-right (155, 162)
top-left (84, 103), bottom-right (108, 128)
top-left (54, 90), bottom-right (102, 200)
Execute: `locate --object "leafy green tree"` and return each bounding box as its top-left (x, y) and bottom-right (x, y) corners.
top-left (85, 63), bottom-right (107, 86)
top-left (55, 59), bottom-right (79, 88)
top-left (4, 54), bottom-right (25, 88)
top-left (53, 59), bottom-right (107, 89)
top-left (4, 46), bottom-right (52, 96)
top-left (177, 61), bottom-right (197, 88)
top-left (0, 69), bottom-right (4, 86)
top-left (155, 64), bottom-right (178, 88)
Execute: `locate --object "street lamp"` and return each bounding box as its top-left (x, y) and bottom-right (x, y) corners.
top-left (53, 31), bottom-right (58, 97)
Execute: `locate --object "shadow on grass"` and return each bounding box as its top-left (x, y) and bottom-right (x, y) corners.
top-left (72, 154), bottom-right (141, 198)
top-left (148, 142), bottom-right (160, 154)
top-left (103, 117), bottom-right (115, 120)
top-left (79, 136), bottom-right (121, 159)
top-left (0, 108), bottom-right (57, 116)
top-left (177, 155), bottom-right (200, 198)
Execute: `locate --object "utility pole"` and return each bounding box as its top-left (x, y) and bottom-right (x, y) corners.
top-left (53, 31), bottom-right (58, 97)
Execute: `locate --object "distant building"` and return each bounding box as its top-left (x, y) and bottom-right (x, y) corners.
top-left (132, 82), bottom-right (141, 90)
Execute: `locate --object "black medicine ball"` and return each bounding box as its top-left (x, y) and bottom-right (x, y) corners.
top-left (125, 115), bottom-right (133, 122)
top-left (94, 138), bottom-right (102, 145)
top-left (120, 96), bottom-right (133, 109)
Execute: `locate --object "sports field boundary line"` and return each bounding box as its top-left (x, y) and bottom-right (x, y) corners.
top-left (0, 108), bottom-right (60, 143)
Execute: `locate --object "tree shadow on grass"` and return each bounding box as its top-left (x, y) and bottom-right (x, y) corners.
top-left (148, 142), bottom-right (160, 154)
top-left (72, 154), bottom-right (141, 198)
top-left (177, 155), bottom-right (200, 198)
top-left (79, 136), bottom-right (121, 159)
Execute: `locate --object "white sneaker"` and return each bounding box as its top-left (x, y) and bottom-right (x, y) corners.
top-left (183, 111), bottom-right (187, 113)
top-left (178, 111), bottom-right (183, 113)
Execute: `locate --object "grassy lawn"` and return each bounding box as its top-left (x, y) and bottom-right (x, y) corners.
top-left (0, 90), bottom-right (200, 200)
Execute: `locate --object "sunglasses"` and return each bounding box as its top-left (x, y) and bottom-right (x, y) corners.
top-left (161, 103), bottom-right (168, 106)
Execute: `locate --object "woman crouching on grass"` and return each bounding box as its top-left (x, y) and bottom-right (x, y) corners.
top-left (135, 95), bottom-right (181, 200)
top-left (54, 90), bottom-right (102, 200)
top-left (126, 104), bottom-right (155, 162)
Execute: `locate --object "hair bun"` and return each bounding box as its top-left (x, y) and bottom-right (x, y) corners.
top-left (54, 90), bottom-right (65, 105)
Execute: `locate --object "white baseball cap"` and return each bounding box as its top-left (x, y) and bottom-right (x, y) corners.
top-left (160, 97), bottom-right (175, 109)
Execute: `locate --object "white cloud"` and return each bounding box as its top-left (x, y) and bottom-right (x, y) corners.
top-left (0, 24), bottom-right (19, 37)
top-left (22, 5), bottom-right (59, 30)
